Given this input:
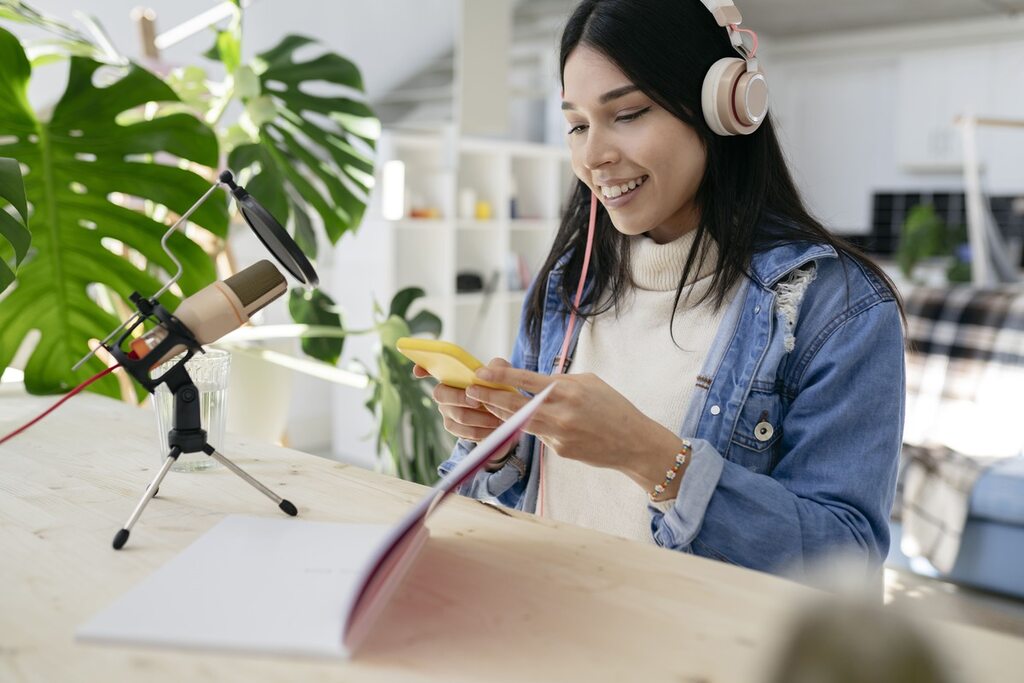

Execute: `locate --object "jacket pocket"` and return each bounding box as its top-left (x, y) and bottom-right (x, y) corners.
top-left (727, 389), bottom-right (782, 474)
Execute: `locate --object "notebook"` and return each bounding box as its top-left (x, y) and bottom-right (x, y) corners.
top-left (77, 384), bottom-right (553, 658)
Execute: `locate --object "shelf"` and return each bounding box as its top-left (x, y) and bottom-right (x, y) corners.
top-left (455, 292), bottom-right (491, 305)
top-left (392, 218), bottom-right (449, 230)
top-left (456, 219), bottom-right (502, 231)
top-left (453, 290), bottom-right (531, 307)
top-left (353, 130), bottom-right (569, 363)
top-left (510, 218), bottom-right (559, 231)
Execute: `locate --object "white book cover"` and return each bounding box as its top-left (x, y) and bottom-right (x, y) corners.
top-left (78, 384), bottom-right (553, 658)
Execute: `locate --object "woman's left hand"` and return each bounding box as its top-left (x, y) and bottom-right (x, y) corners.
top-left (467, 365), bottom-right (682, 487)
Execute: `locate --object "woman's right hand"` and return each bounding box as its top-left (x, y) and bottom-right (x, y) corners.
top-left (413, 358), bottom-right (517, 465)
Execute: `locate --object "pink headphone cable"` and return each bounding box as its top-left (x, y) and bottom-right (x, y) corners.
top-left (537, 191), bottom-right (598, 517)
top-left (728, 24), bottom-right (758, 57)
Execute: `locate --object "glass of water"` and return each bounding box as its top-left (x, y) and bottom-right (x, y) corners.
top-left (152, 349), bottom-right (231, 472)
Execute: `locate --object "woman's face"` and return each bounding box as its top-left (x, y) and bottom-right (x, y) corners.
top-left (562, 45), bottom-right (707, 244)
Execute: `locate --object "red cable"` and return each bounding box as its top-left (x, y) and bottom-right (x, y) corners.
top-left (0, 364), bottom-right (121, 446)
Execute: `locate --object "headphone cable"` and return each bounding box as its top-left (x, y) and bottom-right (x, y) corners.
top-left (537, 191), bottom-right (598, 517)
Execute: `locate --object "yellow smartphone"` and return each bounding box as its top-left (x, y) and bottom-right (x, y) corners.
top-left (395, 337), bottom-right (516, 392)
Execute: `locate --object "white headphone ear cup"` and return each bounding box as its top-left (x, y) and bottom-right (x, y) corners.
top-left (700, 57), bottom-right (765, 137)
top-left (702, 57), bottom-right (742, 136)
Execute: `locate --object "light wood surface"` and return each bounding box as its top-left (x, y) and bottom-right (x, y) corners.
top-left (1, 391), bottom-right (1022, 682)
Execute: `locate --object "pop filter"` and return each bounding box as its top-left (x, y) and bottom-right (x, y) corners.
top-left (219, 170), bottom-right (319, 288)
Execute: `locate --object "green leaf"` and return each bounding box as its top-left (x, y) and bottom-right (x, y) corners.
top-left (897, 204), bottom-right (951, 278)
top-left (0, 27), bottom-right (227, 396)
top-left (230, 34), bottom-right (379, 250)
top-left (408, 310), bottom-right (442, 337)
top-left (287, 286), bottom-right (343, 364)
top-left (0, 0), bottom-right (118, 64)
top-left (289, 199), bottom-right (317, 258)
top-left (378, 315), bottom-right (411, 354)
top-left (216, 30), bottom-right (241, 74)
top-left (389, 286), bottom-right (425, 319)
top-left (0, 157), bottom-right (30, 293)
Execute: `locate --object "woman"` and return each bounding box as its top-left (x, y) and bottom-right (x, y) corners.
top-left (416, 0), bottom-right (905, 581)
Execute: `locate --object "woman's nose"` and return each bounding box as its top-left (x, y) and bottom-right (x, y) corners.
top-left (582, 129), bottom-right (618, 170)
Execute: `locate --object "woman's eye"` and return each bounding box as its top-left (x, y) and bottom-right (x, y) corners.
top-left (616, 106), bottom-right (651, 123)
top-left (567, 124), bottom-right (588, 136)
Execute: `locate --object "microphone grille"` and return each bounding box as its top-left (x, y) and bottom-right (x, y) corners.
top-left (224, 260), bottom-right (287, 311)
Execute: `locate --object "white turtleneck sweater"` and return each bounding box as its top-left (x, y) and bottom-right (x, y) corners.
top-left (542, 229), bottom-right (738, 543)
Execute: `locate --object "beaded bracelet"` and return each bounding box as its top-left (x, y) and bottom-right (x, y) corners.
top-left (648, 439), bottom-right (692, 502)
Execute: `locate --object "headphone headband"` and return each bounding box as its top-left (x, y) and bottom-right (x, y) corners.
top-left (699, 0), bottom-right (742, 27)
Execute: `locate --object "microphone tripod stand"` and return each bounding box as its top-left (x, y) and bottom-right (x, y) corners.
top-left (108, 294), bottom-right (297, 550)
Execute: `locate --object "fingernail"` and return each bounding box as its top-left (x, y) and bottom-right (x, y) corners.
top-left (476, 369), bottom-right (493, 380)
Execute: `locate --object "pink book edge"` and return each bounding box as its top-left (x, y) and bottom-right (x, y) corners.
top-left (340, 383), bottom-right (555, 650)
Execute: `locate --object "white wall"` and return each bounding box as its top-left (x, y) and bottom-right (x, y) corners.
top-left (762, 16), bottom-right (1024, 234)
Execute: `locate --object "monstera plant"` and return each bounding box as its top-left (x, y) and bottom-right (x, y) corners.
top-left (0, 4), bottom-right (451, 484)
top-left (0, 26), bottom-right (226, 399)
top-left (175, 2), bottom-right (378, 260)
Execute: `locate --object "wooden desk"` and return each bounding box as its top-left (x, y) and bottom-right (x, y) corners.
top-left (1, 392), bottom-right (1021, 682)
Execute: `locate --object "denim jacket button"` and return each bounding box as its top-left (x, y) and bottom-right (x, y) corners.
top-left (710, 405), bottom-right (721, 415)
top-left (755, 421), bottom-right (774, 441)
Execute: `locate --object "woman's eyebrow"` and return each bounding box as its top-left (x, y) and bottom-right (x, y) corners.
top-left (561, 84), bottom-right (640, 110)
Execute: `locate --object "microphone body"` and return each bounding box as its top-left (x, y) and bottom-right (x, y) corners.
top-left (131, 260), bottom-right (287, 366)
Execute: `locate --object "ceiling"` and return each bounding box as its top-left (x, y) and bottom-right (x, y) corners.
top-left (739, 0), bottom-right (1024, 37)
top-left (517, 0), bottom-right (1024, 38)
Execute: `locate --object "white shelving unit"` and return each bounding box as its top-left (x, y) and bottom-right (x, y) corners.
top-left (350, 130), bottom-right (574, 363)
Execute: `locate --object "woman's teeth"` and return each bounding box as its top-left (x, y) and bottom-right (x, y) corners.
top-left (600, 175), bottom-right (647, 198)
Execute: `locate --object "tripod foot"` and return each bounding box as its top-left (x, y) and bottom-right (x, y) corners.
top-left (113, 528), bottom-right (130, 550)
top-left (279, 499), bottom-right (298, 516)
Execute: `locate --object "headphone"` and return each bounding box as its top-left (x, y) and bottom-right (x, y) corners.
top-left (699, 0), bottom-right (768, 136)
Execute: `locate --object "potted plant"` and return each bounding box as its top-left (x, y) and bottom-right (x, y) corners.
top-left (896, 203), bottom-right (971, 285)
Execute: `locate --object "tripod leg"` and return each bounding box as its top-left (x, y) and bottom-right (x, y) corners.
top-left (113, 446), bottom-right (181, 549)
top-left (203, 444), bottom-right (298, 517)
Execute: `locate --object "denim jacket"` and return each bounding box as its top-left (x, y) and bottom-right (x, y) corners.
top-left (439, 224), bottom-right (905, 579)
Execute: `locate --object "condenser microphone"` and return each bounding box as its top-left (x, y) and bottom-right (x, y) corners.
top-left (130, 259), bottom-right (287, 366)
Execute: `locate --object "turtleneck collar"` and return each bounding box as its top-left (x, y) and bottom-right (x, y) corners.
top-left (628, 229), bottom-right (719, 292)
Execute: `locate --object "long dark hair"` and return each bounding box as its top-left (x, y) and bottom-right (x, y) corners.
top-left (525, 0), bottom-right (903, 352)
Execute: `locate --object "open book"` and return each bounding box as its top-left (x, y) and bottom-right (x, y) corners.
top-left (78, 384), bottom-right (553, 658)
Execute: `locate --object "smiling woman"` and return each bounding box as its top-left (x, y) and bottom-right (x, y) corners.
top-left (421, 0), bottom-right (907, 585)
top-left (560, 57), bottom-right (706, 245)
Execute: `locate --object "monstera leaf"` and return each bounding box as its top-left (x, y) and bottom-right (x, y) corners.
top-left (227, 34), bottom-right (379, 258)
top-left (0, 27), bottom-right (227, 397)
top-left (0, 157), bottom-right (30, 294)
top-left (287, 286), bottom-right (344, 365)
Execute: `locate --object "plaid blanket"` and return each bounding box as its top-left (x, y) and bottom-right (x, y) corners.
top-left (899, 285), bottom-right (1024, 572)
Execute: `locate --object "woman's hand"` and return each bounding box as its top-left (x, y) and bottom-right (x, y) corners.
top-left (467, 366), bottom-right (683, 493)
top-left (413, 358), bottom-right (517, 465)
